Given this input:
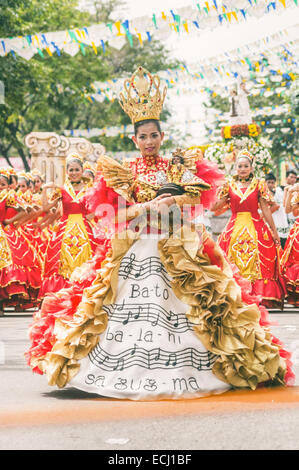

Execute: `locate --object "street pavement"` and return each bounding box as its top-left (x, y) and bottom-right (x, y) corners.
top-left (0, 306), bottom-right (299, 451)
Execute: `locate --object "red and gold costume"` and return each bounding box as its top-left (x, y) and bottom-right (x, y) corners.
top-left (26, 66), bottom-right (294, 396)
top-left (38, 178), bottom-right (103, 299)
top-left (0, 188), bottom-right (41, 308)
top-left (218, 177), bottom-right (286, 308)
top-left (281, 192), bottom-right (299, 307)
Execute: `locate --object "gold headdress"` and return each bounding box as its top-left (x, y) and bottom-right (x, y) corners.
top-left (66, 152), bottom-right (84, 165)
top-left (31, 168), bottom-right (45, 180)
top-left (119, 66), bottom-right (167, 124)
top-left (83, 161), bottom-right (95, 174)
top-left (17, 171), bottom-right (29, 180)
top-left (236, 149), bottom-right (254, 164)
top-left (0, 167), bottom-right (11, 179)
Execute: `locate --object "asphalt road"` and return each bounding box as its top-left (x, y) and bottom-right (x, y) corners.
top-left (0, 307), bottom-right (299, 451)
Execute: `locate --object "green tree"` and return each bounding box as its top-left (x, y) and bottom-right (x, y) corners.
top-left (0, 0), bottom-right (178, 169)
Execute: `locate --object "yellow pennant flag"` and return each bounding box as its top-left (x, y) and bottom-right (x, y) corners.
top-left (136, 32), bottom-right (143, 46)
top-left (183, 21), bottom-right (189, 33)
top-left (114, 21), bottom-right (124, 36)
top-left (91, 42), bottom-right (97, 54)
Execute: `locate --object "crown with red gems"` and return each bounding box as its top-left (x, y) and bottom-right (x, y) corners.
top-left (119, 66), bottom-right (167, 124)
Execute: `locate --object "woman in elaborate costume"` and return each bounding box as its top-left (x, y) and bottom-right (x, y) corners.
top-left (26, 67), bottom-right (294, 399)
top-left (0, 168), bottom-right (41, 314)
top-left (213, 151), bottom-right (287, 309)
top-left (38, 153), bottom-right (104, 299)
top-left (281, 184), bottom-right (299, 306)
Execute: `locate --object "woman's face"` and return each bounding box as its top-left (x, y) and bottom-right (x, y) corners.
top-left (34, 176), bottom-right (43, 192)
top-left (0, 176), bottom-right (9, 190)
top-left (83, 170), bottom-right (94, 181)
top-left (236, 157), bottom-right (252, 179)
top-left (18, 178), bottom-right (28, 193)
top-left (132, 122), bottom-right (164, 158)
top-left (67, 161), bottom-right (83, 183)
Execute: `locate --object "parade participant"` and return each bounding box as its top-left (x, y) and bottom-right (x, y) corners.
top-left (283, 170), bottom-right (298, 231)
top-left (281, 183), bottom-right (299, 307)
top-left (38, 153), bottom-right (103, 299)
top-left (0, 168), bottom-right (41, 314)
top-left (212, 150), bottom-right (286, 309)
top-left (265, 173), bottom-right (289, 249)
top-left (26, 66), bottom-right (294, 399)
top-left (8, 168), bottom-right (18, 190)
top-left (83, 161), bottom-right (96, 185)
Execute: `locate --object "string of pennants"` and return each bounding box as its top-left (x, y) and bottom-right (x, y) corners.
top-left (0, 0), bottom-right (298, 60)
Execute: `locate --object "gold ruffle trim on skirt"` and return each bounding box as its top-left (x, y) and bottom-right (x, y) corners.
top-left (40, 234), bottom-right (136, 388)
top-left (41, 226), bottom-right (286, 390)
top-left (158, 226), bottom-right (286, 390)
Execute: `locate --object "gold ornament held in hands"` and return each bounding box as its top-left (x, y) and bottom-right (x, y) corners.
top-left (118, 66), bottom-right (167, 124)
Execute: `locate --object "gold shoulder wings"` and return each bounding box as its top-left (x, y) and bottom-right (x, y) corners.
top-left (96, 154), bottom-right (135, 203)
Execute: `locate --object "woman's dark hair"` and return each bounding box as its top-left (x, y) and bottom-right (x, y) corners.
top-left (0, 174), bottom-right (9, 183)
top-left (134, 119), bottom-right (162, 136)
top-left (66, 157), bottom-right (84, 170)
top-left (9, 174), bottom-right (18, 185)
top-left (18, 177), bottom-right (30, 187)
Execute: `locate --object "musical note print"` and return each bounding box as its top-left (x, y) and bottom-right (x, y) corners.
top-left (89, 344), bottom-right (217, 371)
top-left (102, 303), bottom-right (193, 333)
top-left (119, 256), bottom-right (171, 286)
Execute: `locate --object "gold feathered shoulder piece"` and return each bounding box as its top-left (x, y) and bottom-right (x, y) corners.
top-left (96, 154), bottom-right (135, 202)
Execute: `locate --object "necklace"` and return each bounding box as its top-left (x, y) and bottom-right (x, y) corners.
top-left (70, 180), bottom-right (82, 186)
top-left (234, 174), bottom-right (253, 184)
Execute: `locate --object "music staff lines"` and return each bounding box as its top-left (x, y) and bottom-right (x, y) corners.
top-left (119, 254), bottom-right (171, 285)
top-left (89, 344), bottom-right (217, 372)
top-left (102, 302), bottom-right (194, 333)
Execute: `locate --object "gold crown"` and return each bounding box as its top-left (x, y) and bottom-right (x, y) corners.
top-left (236, 149), bottom-right (254, 164)
top-left (119, 66), bottom-right (167, 124)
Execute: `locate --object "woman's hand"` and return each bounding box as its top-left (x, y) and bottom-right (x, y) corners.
top-left (144, 193), bottom-right (175, 213)
top-left (272, 229), bottom-right (281, 246)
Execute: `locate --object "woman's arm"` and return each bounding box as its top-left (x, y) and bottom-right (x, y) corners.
top-left (3, 209), bottom-right (26, 226)
top-left (259, 197), bottom-right (280, 245)
top-left (42, 183), bottom-right (61, 212)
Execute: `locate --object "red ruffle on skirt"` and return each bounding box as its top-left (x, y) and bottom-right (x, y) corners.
top-left (38, 273), bottom-right (72, 300)
top-left (251, 277), bottom-right (287, 309)
top-left (283, 264), bottom-right (299, 306)
top-left (25, 242), bottom-right (110, 374)
top-left (0, 264), bottom-right (41, 308)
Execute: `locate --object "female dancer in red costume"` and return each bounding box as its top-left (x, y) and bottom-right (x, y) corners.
top-left (38, 153), bottom-right (104, 299)
top-left (0, 168), bottom-right (41, 314)
top-left (26, 67), bottom-right (294, 397)
top-left (281, 183), bottom-right (299, 306)
top-left (213, 150), bottom-right (286, 309)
